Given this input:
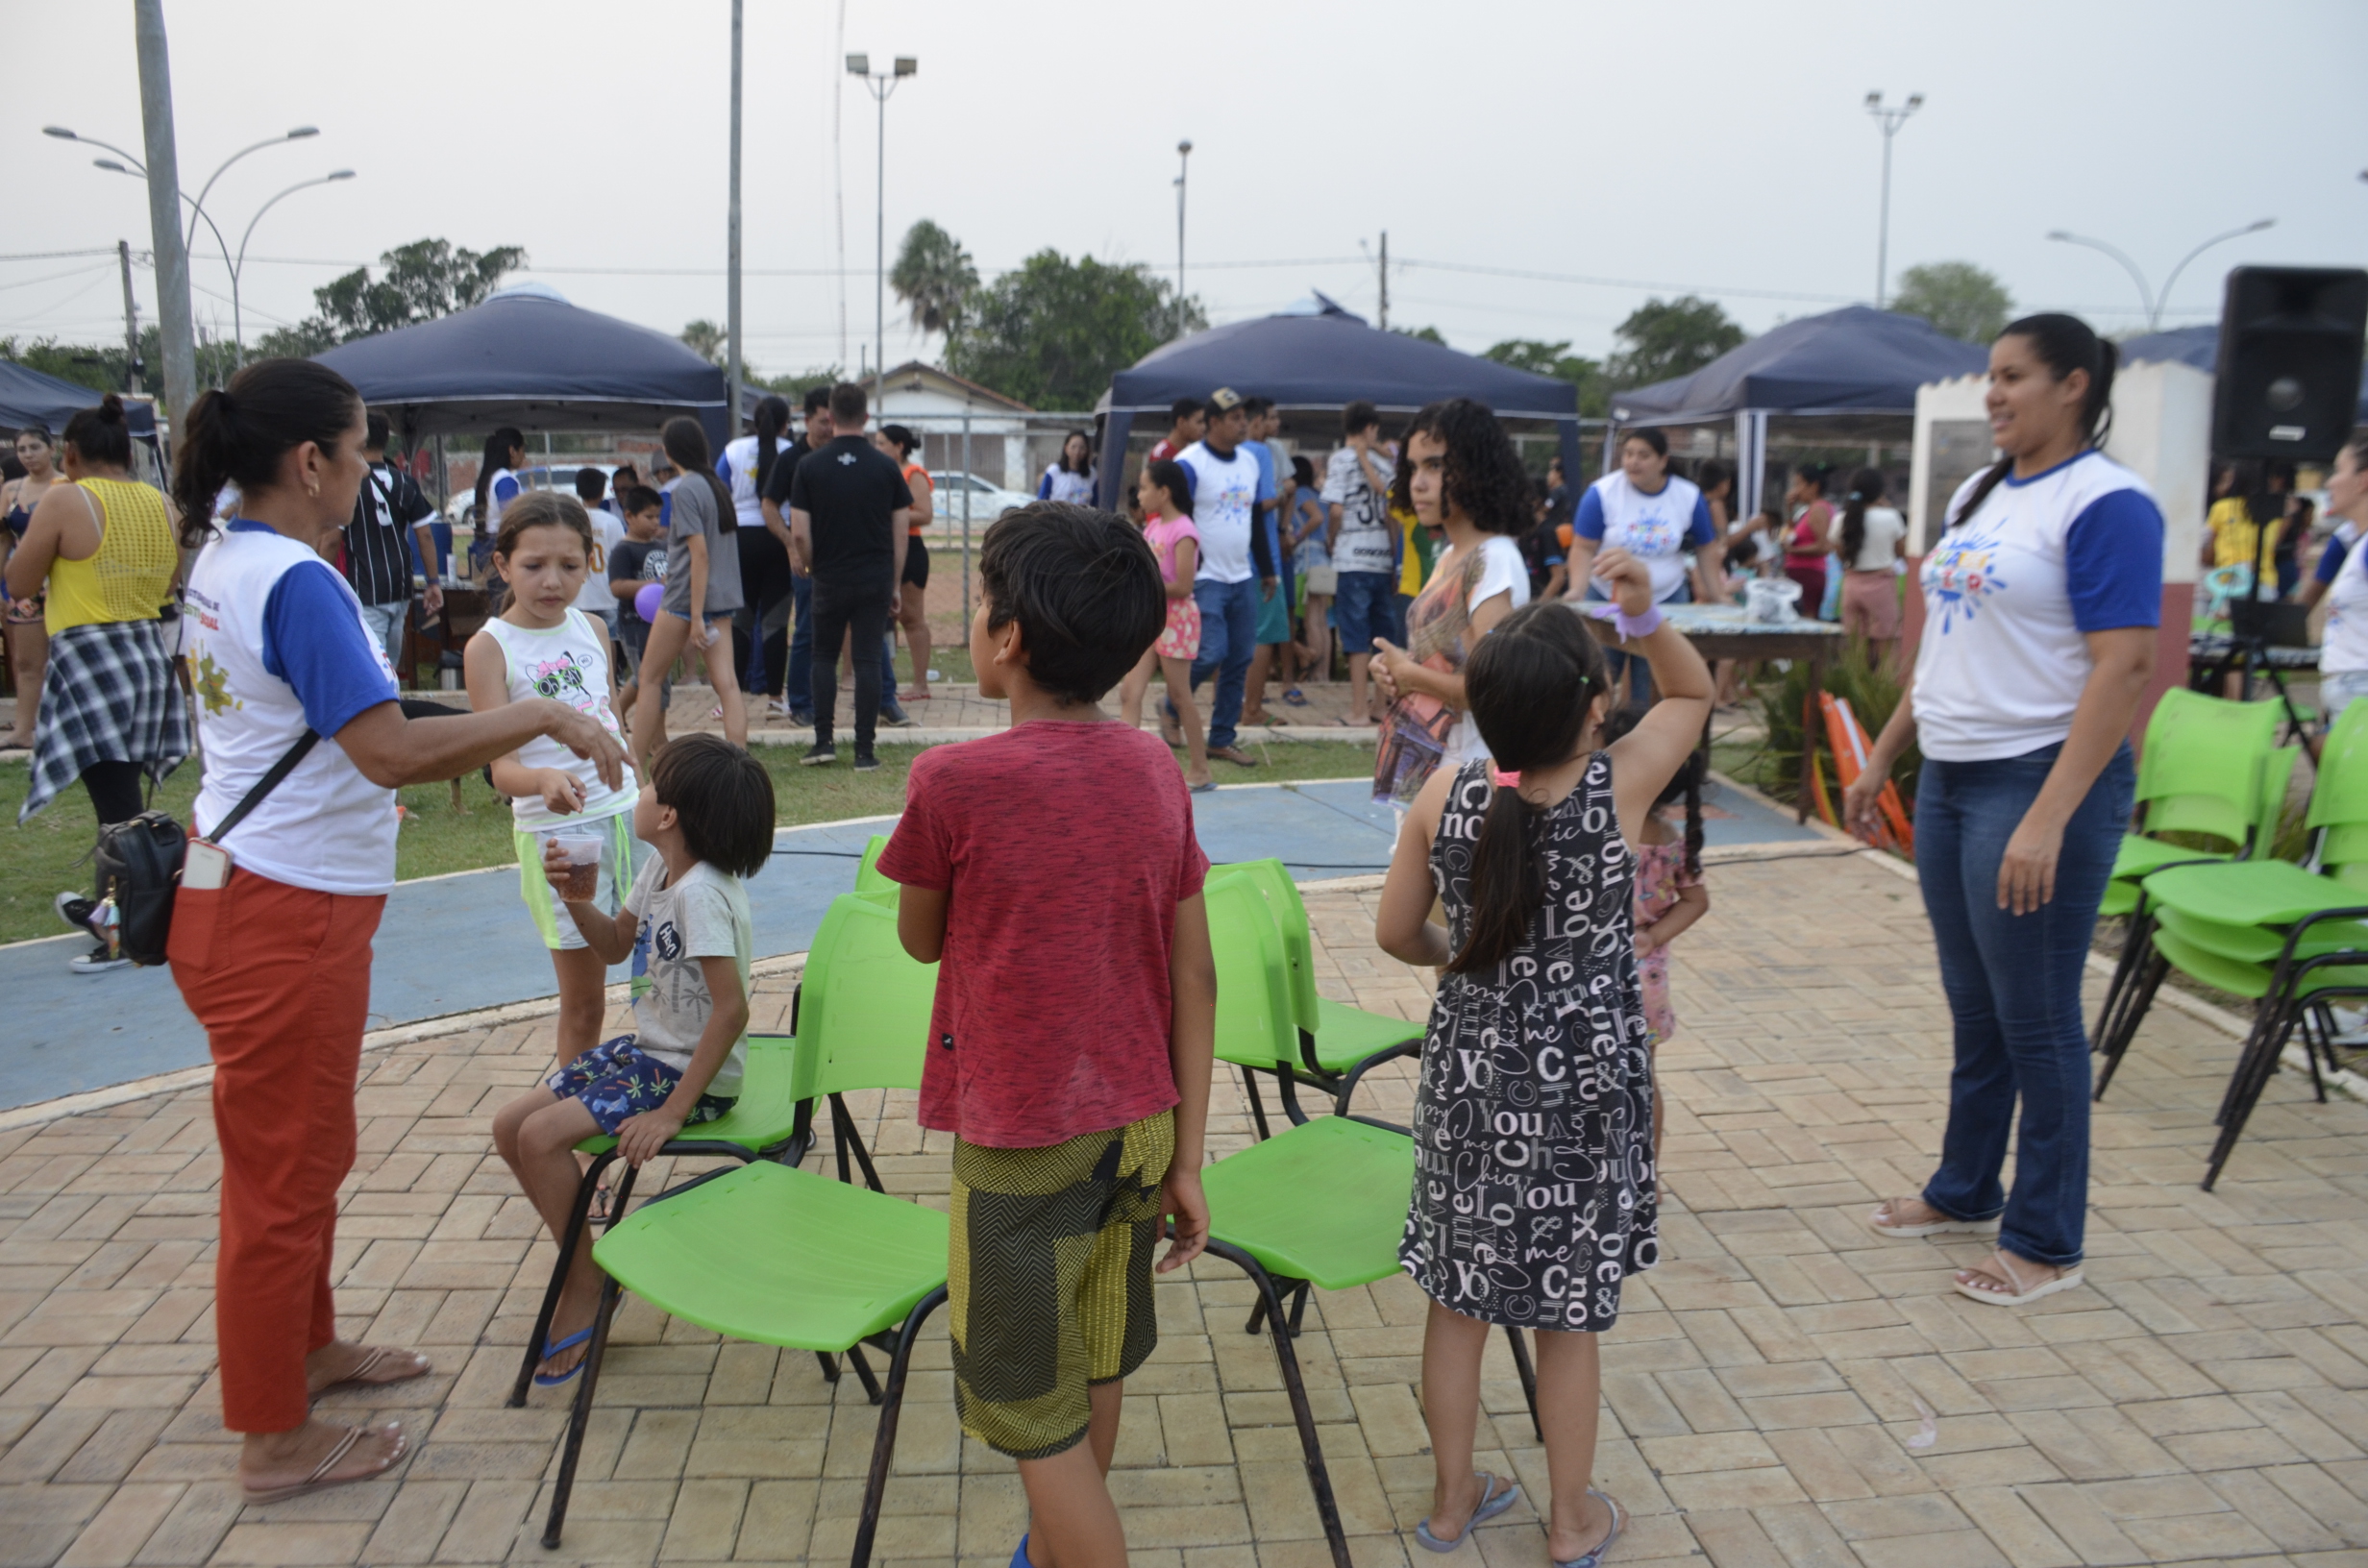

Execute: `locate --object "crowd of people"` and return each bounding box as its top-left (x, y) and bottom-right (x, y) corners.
top-left (0, 302), bottom-right (2205, 1568)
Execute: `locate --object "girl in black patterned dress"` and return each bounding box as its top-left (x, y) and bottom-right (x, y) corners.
top-left (1377, 547), bottom-right (1713, 1566)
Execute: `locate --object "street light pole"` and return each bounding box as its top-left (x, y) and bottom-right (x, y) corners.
top-left (728, 0), bottom-right (743, 435)
top-left (2048, 219), bottom-right (2274, 331)
top-left (1174, 139), bottom-right (1192, 337)
top-left (1863, 90), bottom-right (1923, 308)
top-left (847, 54), bottom-right (916, 407)
top-left (232, 172), bottom-right (355, 357)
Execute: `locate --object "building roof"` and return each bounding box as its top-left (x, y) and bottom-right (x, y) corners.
top-left (876, 361), bottom-right (1034, 413)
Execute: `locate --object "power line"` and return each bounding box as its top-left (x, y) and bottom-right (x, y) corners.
top-left (0, 249), bottom-right (120, 261)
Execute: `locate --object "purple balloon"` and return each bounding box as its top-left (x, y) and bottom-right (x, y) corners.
top-left (634, 582), bottom-right (665, 624)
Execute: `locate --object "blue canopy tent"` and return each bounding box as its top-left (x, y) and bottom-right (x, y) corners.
top-left (0, 361), bottom-right (160, 441)
top-left (1613, 306), bottom-right (1989, 517)
top-left (314, 282), bottom-right (737, 452)
top-left (1096, 297), bottom-right (1583, 508)
top-left (2121, 324), bottom-right (2368, 424)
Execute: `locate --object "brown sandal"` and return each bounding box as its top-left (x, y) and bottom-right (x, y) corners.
top-left (241, 1422), bottom-right (407, 1505)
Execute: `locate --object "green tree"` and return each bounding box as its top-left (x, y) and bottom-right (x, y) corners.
top-left (1484, 338), bottom-right (1609, 418)
top-left (1393, 324), bottom-right (1447, 345)
top-left (1606, 295), bottom-right (1745, 389)
top-left (257, 237), bottom-right (526, 354)
top-left (890, 220), bottom-right (978, 340)
top-left (947, 251), bottom-right (1203, 409)
top-left (3, 325), bottom-right (237, 395)
top-left (678, 319), bottom-right (726, 365)
top-left (1889, 261), bottom-right (2012, 345)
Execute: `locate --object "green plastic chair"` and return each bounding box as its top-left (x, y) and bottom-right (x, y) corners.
top-left (506, 1032), bottom-right (804, 1409)
top-left (1218, 859), bottom-right (1423, 1120)
top-left (2098, 703), bottom-right (2368, 1187)
top-left (855, 833), bottom-right (894, 894)
top-left (1205, 867), bottom-right (1321, 1133)
top-left (2100, 688), bottom-right (2282, 917)
top-left (541, 892), bottom-right (944, 1566)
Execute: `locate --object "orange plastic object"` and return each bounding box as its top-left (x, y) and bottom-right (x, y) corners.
top-left (1819, 692), bottom-right (1913, 853)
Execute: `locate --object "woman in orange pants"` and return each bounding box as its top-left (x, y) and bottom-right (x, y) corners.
top-left (166, 358), bottom-right (628, 1504)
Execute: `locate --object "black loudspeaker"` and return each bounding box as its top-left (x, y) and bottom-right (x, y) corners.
top-left (2211, 266), bottom-right (2368, 463)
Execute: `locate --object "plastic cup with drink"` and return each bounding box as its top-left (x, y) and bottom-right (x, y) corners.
top-left (551, 830), bottom-right (604, 903)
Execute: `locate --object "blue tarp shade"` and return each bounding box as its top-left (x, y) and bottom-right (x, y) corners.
top-left (0, 361), bottom-right (158, 438)
top-left (1615, 306), bottom-right (1989, 424)
top-left (2120, 324), bottom-right (2368, 423)
top-left (314, 282), bottom-right (733, 451)
top-left (1097, 299), bottom-right (1582, 507)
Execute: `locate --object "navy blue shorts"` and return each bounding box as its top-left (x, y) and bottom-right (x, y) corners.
top-left (1333, 571), bottom-right (1396, 656)
top-left (547, 1036), bottom-right (735, 1136)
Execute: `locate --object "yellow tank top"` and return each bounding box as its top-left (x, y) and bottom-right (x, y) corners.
top-left (45, 478), bottom-right (179, 634)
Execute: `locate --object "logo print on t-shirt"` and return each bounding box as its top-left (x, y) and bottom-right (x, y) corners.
top-left (654, 919), bottom-right (682, 962)
top-left (837, 453), bottom-right (857, 466)
top-left (1922, 519), bottom-right (2010, 634)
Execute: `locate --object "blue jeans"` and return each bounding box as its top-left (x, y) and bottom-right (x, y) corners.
top-left (785, 573), bottom-right (813, 716)
top-left (1915, 741), bottom-right (2134, 1267)
top-left (1189, 576), bottom-right (1262, 750)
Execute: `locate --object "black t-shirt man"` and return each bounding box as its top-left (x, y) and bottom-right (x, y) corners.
top-left (788, 435), bottom-right (914, 586)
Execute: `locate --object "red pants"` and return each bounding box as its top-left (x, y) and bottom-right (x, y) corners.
top-left (170, 867), bottom-right (385, 1433)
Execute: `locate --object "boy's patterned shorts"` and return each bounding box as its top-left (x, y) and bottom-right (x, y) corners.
top-left (547, 1036), bottom-right (735, 1136)
top-left (948, 1111), bottom-right (1174, 1459)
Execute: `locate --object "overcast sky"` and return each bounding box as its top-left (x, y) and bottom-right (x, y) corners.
top-left (7, 0), bottom-right (2364, 386)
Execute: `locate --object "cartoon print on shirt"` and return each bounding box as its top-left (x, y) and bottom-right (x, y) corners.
top-left (1922, 517), bottom-right (2010, 634)
top-left (528, 650), bottom-right (593, 705)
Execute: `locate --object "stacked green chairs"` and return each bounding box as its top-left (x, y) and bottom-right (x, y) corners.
top-left (1196, 875), bottom-right (1533, 1568)
top-left (506, 1032), bottom-right (804, 1408)
top-left (2089, 690), bottom-right (2286, 1049)
top-left (2096, 701), bottom-right (2368, 1188)
top-left (1213, 859), bottom-right (1425, 1129)
top-left (539, 892), bottom-right (947, 1566)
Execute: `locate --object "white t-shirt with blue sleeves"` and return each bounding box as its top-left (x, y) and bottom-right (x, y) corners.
top-left (1912, 450), bottom-right (2164, 762)
top-left (1573, 472), bottom-right (1716, 602)
top-left (185, 522), bottom-right (402, 894)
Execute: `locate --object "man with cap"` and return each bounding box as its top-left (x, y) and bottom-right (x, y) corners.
top-left (1172, 387), bottom-right (1275, 766)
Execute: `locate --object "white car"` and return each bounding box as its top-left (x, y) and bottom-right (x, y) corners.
top-left (927, 471), bottom-right (1035, 523)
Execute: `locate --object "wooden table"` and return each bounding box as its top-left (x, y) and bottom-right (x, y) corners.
top-left (1615, 603), bottom-right (1849, 823)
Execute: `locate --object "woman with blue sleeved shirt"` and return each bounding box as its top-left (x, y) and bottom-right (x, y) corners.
top-left (166, 359), bottom-right (629, 1504)
top-left (1844, 315), bottom-right (2161, 1309)
top-left (1559, 427), bottom-right (1723, 707)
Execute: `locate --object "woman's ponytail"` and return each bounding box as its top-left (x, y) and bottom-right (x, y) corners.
top-left (1950, 313), bottom-right (2113, 530)
top-left (168, 358), bottom-right (364, 550)
top-left (171, 389), bottom-right (236, 547)
top-left (1839, 467), bottom-right (1884, 566)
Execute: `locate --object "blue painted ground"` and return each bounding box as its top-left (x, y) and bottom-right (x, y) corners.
top-left (0, 775), bottom-right (1818, 1111)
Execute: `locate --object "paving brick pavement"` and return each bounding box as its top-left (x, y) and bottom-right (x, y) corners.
top-left (2, 854), bottom-right (2364, 1566)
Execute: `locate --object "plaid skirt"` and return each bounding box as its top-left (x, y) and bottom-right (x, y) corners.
top-left (20, 619), bottom-right (191, 821)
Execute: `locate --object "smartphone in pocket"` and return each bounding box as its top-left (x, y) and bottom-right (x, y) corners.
top-left (183, 840), bottom-right (232, 891)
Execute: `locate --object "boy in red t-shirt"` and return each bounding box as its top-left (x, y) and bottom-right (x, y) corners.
top-left (878, 501), bottom-right (1217, 1568)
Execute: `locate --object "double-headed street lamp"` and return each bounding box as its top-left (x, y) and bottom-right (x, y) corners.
top-left (2046, 218), bottom-right (2275, 332)
top-left (1174, 139), bottom-right (1193, 337)
top-left (847, 53), bottom-right (916, 402)
top-left (45, 123), bottom-right (349, 366)
top-left (1863, 90), bottom-right (1923, 308)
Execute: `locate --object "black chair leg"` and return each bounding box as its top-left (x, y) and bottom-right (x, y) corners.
top-left (2206, 999), bottom-right (2304, 1190)
top-left (2299, 1006), bottom-right (2330, 1103)
top-left (540, 1272), bottom-right (623, 1548)
top-left (816, 1351), bottom-right (840, 1384)
top-left (1503, 1325), bottom-right (1542, 1442)
top-left (510, 1150), bottom-right (618, 1408)
top-left (844, 1342), bottom-right (884, 1405)
top-left (2095, 950), bottom-right (2170, 1100)
top-left (830, 1094), bottom-right (888, 1193)
top-left (849, 1287), bottom-right (948, 1568)
top-left (2091, 909), bottom-right (2150, 1052)
top-left (1240, 1065), bottom-right (1273, 1142)
top-left (1206, 1240), bottom-right (1350, 1568)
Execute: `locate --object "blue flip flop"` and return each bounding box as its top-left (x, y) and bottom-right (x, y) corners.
top-left (1414, 1472), bottom-right (1520, 1551)
top-left (1008, 1535), bottom-right (1031, 1568)
top-left (1552, 1488), bottom-right (1624, 1568)
top-left (531, 1326), bottom-right (595, 1386)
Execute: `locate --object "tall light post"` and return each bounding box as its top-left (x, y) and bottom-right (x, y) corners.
top-left (231, 172), bottom-right (355, 360)
top-left (1174, 139), bottom-right (1193, 337)
top-left (49, 122), bottom-right (329, 368)
top-left (2047, 219), bottom-right (2276, 332)
top-left (847, 53), bottom-right (916, 403)
top-left (1862, 91), bottom-right (1923, 307)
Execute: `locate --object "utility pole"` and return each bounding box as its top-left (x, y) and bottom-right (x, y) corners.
top-left (116, 240), bottom-right (141, 396)
top-left (727, 0), bottom-right (743, 434)
top-left (1378, 230), bottom-right (1389, 331)
top-left (1863, 90), bottom-right (1923, 309)
top-left (133, 0), bottom-right (194, 431)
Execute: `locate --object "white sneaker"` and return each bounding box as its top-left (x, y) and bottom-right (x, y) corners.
top-left (70, 943), bottom-right (129, 975)
top-left (54, 891), bottom-right (99, 937)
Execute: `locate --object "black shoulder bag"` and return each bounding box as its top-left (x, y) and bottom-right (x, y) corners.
top-left (92, 728), bottom-right (319, 968)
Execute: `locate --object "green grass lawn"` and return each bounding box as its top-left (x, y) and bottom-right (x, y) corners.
top-left (0, 735), bottom-right (1373, 946)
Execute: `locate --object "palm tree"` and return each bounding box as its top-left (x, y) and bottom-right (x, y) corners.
top-left (678, 319), bottom-right (725, 365)
top-left (890, 220), bottom-right (978, 343)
